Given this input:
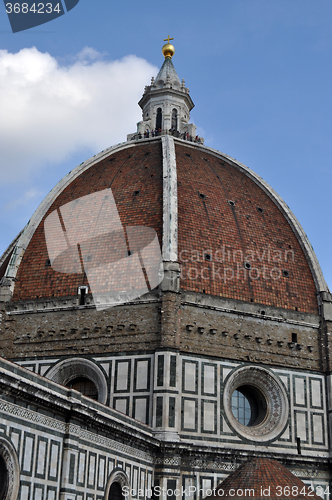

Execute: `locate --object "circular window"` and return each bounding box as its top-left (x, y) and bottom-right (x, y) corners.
top-left (223, 366), bottom-right (288, 442)
top-left (231, 386), bottom-right (267, 426)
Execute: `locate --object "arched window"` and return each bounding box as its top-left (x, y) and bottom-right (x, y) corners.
top-left (171, 108), bottom-right (178, 130)
top-left (109, 481), bottom-right (125, 500)
top-left (45, 357), bottom-right (108, 404)
top-left (0, 455), bottom-right (8, 500)
top-left (105, 471), bottom-right (129, 500)
top-left (67, 377), bottom-right (98, 400)
top-left (156, 108), bottom-right (162, 130)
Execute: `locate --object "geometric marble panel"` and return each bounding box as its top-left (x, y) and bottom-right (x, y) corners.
top-left (116, 361), bottom-right (130, 391)
top-left (202, 401), bottom-right (215, 432)
top-left (183, 399), bottom-right (196, 430)
top-left (184, 362), bottom-right (196, 393)
top-left (294, 377), bottom-right (306, 406)
top-left (310, 379), bottom-right (322, 408)
top-left (312, 414), bottom-right (324, 444)
top-left (203, 365), bottom-right (215, 395)
top-left (295, 412), bottom-right (307, 441)
top-left (136, 360), bottom-right (149, 391)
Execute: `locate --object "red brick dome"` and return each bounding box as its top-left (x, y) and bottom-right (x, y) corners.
top-left (209, 458), bottom-right (321, 500)
top-left (2, 135), bottom-right (324, 314)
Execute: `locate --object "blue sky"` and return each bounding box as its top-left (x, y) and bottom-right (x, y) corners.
top-left (0, 0), bottom-right (331, 290)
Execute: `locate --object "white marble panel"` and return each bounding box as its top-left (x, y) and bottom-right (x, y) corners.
top-left (49, 443), bottom-right (59, 478)
top-left (115, 399), bottom-right (127, 415)
top-left (295, 377), bottom-right (306, 406)
top-left (203, 365), bottom-right (215, 394)
top-left (88, 454), bottom-right (96, 485)
top-left (23, 436), bottom-right (33, 472)
top-left (183, 399), bottom-right (196, 429)
top-left (184, 363), bottom-right (196, 392)
top-left (78, 452), bottom-right (86, 484)
top-left (203, 402), bottom-right (215, 432)
top-left (134, 399), bottom-right (147, 423)
top-left (98, 458), bottom-right (105, 488)
top-left (296, 412), bottom-right (307, 440)
top-left (117, 362), bottom-right (129, 391)
top-left (136, 360), bottom-right (148, 390)
top-left (310, 380), bottom-right (322, 407)
top-left (37, 440), bottom-right (47, 475)
top-left (312, 414), bottom-right (324, 444)
top-left (21, 486), bottom-right (30, 500)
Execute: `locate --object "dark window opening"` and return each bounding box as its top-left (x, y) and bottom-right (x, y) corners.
top-left (171, 108), bottom-right (178, 130)
top-left (292, 333), bottom-right (298, 343)
top-left (156, 108), bottom-right (162, 130)
top-left (109, 482), bottom-right (125, 500)
top-left (79, 288), bottom-right (85, 305)
top-left (0, 455), bottom-right (8, 500)
top-left (67, 377), bottom-right (98, 400)
top-left (157, 355), bottom-right (164, 387)
top-left (169, 396), bottom-right (176, 427)
top-left (78, 287), bottom-right (87, 305)
top-left (231, 385), bottom-right (267, 427)
top-left (296, 437), bottom-right (301, 455)
top-left (156, 396), bottom-right (163, 427)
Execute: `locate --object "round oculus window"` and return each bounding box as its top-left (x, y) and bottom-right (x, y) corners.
top-left (223, 366), bottom-right (289, 442)
top-left (231, 385), bottom-right (267, 427)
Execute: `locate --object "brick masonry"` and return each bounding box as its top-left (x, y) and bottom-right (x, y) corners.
top-left (12, 141), bottom-right (163, 301)
top-left (176, 144), bottom-right (318, 314)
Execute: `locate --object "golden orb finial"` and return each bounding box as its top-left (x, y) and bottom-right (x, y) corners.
top-left (162, 35), bottom-right (175, 59)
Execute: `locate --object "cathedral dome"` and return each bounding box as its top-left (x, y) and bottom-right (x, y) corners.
top-left (1, 134), bottom-right (325, 315)
top-left (0, 44), bottom-right (328, 317)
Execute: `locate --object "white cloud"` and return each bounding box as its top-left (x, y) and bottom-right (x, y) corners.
top-left (0, 47), bottom-right (158, 184)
